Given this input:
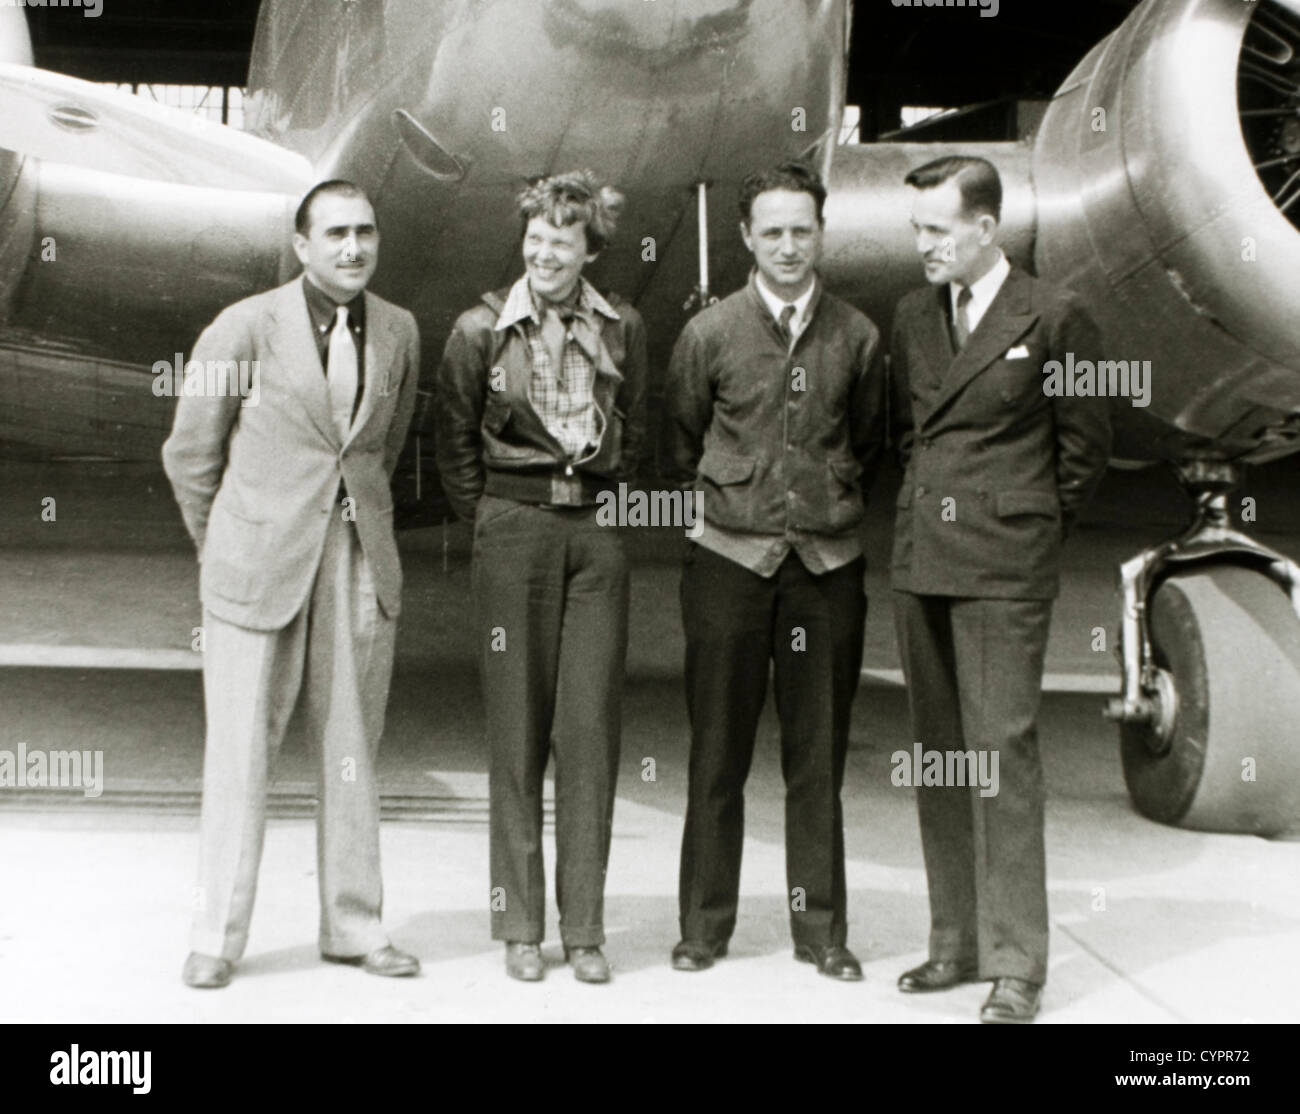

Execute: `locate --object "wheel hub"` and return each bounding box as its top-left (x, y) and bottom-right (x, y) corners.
top-left (1104, 667), bottom-right (1178, 751)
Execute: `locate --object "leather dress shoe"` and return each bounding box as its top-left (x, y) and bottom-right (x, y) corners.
top-left (671, 939), bottom-right (728, 972)
top-left (564, 945), bottom-right (611, 984)
top-left (897, 958), bottom-right (980, 993)
top-left (322, 944), bottom-right (420, 977)
top-left (505, 942), bottom-right (545, 982)
top-left (182, 952), bottom-right (233, 989)
top-left (794, 943), bottom-right (863, 981)
top-left (980, 977), bottom-right (1043, 1024)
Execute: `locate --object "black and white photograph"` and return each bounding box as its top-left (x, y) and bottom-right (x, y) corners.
top-left (0, 0), bottom-right (1295, 1079)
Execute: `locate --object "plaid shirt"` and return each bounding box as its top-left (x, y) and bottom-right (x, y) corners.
top-left (496, 277), bottom-right (617, 461)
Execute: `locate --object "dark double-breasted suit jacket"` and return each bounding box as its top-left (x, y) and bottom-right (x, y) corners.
top-left (888, 263), bottom-right (1111, 982)
top-left (890, 265), bottom-right (1111, 598)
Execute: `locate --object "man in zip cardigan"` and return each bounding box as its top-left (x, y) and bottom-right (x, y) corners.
top-left (662, 161), bottom-right (886, 979)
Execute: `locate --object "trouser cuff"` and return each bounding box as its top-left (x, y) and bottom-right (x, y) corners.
top-left (559, 925), bottom-right (606, 949)
top-left (493, 921), bottom-right (544, 944)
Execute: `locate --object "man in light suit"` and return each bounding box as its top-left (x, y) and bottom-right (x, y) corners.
top-left (889, 157), bottom-right (1110, 1023)
top-left (163, 180), bottom-right (421, 988)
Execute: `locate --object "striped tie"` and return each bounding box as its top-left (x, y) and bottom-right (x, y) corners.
top-left (778, 303), bottom-right (796, 349)
top-left (953, 286), bottom-right (973, 351)
top-left (327, 305), bottom-right (358, 440)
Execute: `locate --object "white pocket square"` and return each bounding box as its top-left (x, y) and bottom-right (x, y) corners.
top-left (1006, 345), bottom-right (1031, 360)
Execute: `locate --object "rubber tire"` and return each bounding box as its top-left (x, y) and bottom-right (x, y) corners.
top-left (1120, 564), bottom-right (1300, 836)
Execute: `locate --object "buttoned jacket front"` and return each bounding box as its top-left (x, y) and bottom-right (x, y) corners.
top-left (889, 266), bottom-right (1112, 599)
top-left (162, 276), bottom-right (421, 630)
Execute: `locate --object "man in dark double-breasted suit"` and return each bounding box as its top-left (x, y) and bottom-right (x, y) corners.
top-left (889, 157), bottom-right (1111, 1023)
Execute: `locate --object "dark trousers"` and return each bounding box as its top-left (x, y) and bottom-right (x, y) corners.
top-left (678, 544), bottom-right (867, 948)
top-left (472, 495), bottom-right (629, 947)
top-left (892, 590), bottom-right (1053, 984)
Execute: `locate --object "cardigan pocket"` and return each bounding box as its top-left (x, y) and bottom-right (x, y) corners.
top-left (697, 450), bottom-right (755, 486)
top-left (697, 449), bottom-right (756, 530)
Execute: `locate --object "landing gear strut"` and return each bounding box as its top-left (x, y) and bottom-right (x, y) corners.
top-left (683, 180), bottom-right (720, 315)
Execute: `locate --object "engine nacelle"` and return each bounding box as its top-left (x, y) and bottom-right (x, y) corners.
top-left (1034, 0), bottom-right (1300, 464)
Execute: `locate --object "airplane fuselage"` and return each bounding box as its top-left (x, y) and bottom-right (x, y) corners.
top-left (245, 0), bottom-right (851, 380)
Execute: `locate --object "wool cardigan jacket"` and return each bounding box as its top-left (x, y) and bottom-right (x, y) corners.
top-left (663, 272), bottom-right (886, 539)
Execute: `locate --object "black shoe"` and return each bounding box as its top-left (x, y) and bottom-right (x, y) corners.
top-left (504, 941), bottom-right (545, 982)
top-left (979, 977), bottom-right (1043, 1024)
top-left (564, 946), bottom-right (611, 984)
top-left (897, 958), bottom-right (980, 993)
top-left (322, 945), bottom-right (420, 977)
top-left (182, 952), bottom-right (233, 989)
top-left (794, 943), bottom-right (863, 981)
top-left (671, 939), bottom-right (728, 972)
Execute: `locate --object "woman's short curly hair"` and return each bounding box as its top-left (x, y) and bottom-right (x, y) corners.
top-left (517, 170), bottom-right (625, 254)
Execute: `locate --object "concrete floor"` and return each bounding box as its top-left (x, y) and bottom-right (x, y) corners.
top-left (1, 687), bottom-right (1297, 1025)
top-left (1, 459), bottom-right (1299, 1023)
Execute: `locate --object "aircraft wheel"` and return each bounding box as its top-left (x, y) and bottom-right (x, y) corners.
top-left (1120, 564), bottom-right (1300, 836)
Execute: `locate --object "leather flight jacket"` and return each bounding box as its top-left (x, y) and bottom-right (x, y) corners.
top-left (435, 284), bottom-right (648, 518)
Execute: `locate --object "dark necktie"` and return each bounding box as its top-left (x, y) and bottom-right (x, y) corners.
top-left (952, 286), bottom-right (973, 351)
top-left (777, 303), bottom-right (796, 349)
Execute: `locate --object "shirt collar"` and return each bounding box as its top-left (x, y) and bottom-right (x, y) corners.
top-left (494, 275), bottom-right (620, 332)
top-left (950, 251), bottom-right (1009, 322)
top-left (754, 270), bottom-right (817, 329)
top-left (303, 275), bottom-right (366, 330)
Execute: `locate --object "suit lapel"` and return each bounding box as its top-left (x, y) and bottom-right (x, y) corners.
top-left (904, 287), bottom-right (954, 428)
top-left (918, 285), bottom-right (955, 390)
top-left (268, 278), bottom-right (337, 447)
top-left (345, 292), bottom-right (399, 448)
top-left (922, 267), bottom-right (1038, 428)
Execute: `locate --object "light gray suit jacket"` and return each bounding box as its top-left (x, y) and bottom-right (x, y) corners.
top-left (163, 275), bottom-right (421, 631)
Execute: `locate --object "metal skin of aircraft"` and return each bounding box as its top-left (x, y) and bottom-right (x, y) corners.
top-left (2, 0), bottom-right (1300, 836)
